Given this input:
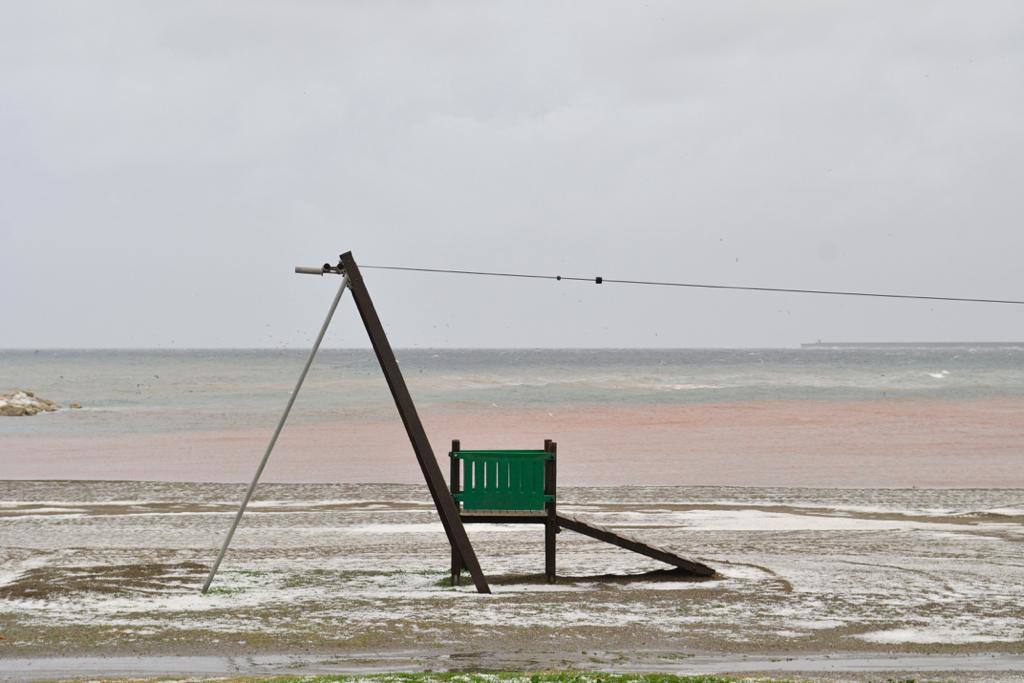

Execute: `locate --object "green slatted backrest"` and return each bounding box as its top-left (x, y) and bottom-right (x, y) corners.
top-left (450, 450), bottom-right (553, 511)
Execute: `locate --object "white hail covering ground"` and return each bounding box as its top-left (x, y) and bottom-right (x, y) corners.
top-left (0, 481), bottom-right (1022, 670)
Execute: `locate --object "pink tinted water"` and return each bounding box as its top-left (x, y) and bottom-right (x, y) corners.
top-left (4, 397), bottom-right (1022, 487)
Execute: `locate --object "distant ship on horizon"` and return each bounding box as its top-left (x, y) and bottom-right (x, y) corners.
top-left (801, 341), bottom-right (1024, 349)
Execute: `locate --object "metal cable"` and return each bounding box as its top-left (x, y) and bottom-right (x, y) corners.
top-left (360, 264), bottom-right (1024, 306)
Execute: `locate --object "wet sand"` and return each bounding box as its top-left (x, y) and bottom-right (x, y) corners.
top-left (1, 481), bottom-right (1022, 680)
top-left (3, 397), bottom-right (1024, 487)
top-left (4, 653), bottom-right (1024, 681)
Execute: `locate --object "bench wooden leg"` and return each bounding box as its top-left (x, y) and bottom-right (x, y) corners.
top-left (544, 439), bottom-right (557, 583)
top-left (451, 545), bottom-right (463, 586)
top-left (450, 438), bottom-right (462, 586)
top-left (545, 518), bottom-right (556, 583)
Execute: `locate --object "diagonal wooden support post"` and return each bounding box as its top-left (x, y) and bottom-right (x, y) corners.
top-left (340, 251), bottom-right (491, 594)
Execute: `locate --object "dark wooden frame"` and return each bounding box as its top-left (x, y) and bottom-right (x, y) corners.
top-left (339, 250), bottom-right (714, 589)
top-left (340, 252), bottom-right (491, 594)
top-left (450, 438), bottom-right (559, 585)
top-left (544, 439), bottom-right (557, 583)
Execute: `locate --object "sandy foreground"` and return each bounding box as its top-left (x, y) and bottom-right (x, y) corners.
top-left (0, 480), bottom-right (1022, 680)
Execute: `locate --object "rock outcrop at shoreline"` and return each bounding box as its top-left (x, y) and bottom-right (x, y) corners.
top-left (0, 390), bottom-right (60, 416)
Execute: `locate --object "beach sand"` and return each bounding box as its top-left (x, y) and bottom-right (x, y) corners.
top-left (1, 480), bottom-right (1022, 680)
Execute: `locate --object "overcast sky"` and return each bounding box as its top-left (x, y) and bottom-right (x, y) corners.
top-left (2, 1), bottom-right (1023, 348)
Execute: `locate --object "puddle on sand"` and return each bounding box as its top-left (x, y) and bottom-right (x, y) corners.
top-left (4, 652), bottom-right (1024, 681)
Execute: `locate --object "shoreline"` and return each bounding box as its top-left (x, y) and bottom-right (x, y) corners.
top-left (5, 478), bottom-right (1024, 491)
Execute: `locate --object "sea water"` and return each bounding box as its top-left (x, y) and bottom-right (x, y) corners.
top-left (2, 346), bottom-right (1024, 485)
top-left (3, 346), bottom-right (1024, 436)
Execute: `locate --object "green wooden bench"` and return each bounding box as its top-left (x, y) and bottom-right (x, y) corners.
top-left (452, 449), bottom-right (553, 512)
top-left (449, 439), bottom-right (558, 583)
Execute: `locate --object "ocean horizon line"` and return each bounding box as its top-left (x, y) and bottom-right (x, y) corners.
top-left (4, 342), bottom-right (1023, 353)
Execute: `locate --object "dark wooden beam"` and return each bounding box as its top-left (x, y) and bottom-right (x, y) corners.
top-left (339, 252), bottom-right (490, 594)
top-left (556, 513), bottom-right (715, 577)
top-left (460, 515), bottom-right (548, 525)
top-left (544, 439), bottom-right (557, 583)
top-left (450, 438), bottom-right (463, 586)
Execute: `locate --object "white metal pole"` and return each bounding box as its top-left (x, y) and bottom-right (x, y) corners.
top-left (201, 273), bottom-right (349, 593)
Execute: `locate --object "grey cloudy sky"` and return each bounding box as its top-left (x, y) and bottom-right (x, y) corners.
top-left (2, 1), bottom-right (1023, 348)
